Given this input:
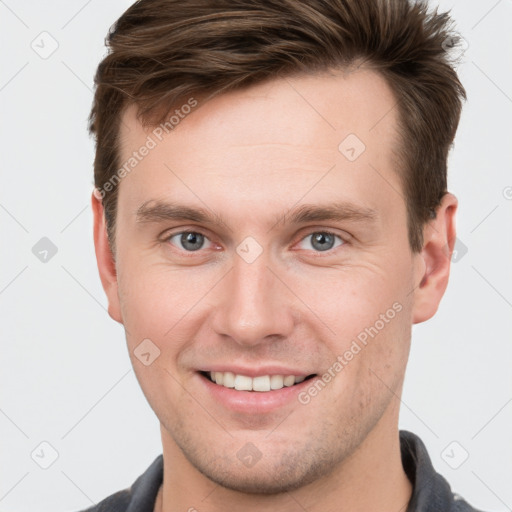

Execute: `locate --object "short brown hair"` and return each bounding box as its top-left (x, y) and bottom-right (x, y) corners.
top-left (88, 0), bottom-right (466, 255)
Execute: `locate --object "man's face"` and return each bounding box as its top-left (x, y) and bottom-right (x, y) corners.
top-left (102, 69), bottom-right (427, 493)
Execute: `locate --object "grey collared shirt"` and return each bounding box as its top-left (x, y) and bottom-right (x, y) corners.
top-left (78, 430), bottom-right (486, 511)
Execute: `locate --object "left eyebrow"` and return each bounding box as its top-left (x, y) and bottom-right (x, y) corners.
top-left (276, 202), bottom-right (379, 227)
top-left (135, 199), bottom-right (379, 229)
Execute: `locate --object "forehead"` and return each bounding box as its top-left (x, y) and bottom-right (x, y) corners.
top-left (120, 67), bottom-right (399, 149)
top-left (116, 68), bottom-right (403, 225)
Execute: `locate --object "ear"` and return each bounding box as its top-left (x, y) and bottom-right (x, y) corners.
top-left (91, 189), bottom-right (123, 324)
top-left (412, 192), bottom-right (458, 324)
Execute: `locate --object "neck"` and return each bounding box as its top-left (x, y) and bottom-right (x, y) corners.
top-left (156, 411), bottom-right (412, 511)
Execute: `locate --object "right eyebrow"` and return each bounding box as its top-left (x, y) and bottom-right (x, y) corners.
top-left (136, 201), bottom-right (220, 225)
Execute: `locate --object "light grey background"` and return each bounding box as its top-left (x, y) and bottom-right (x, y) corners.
top-left (1, 1), bottom-right (511, 511)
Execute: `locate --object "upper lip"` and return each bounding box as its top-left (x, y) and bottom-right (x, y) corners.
top-left (197, 365), bottom-right (314, 378)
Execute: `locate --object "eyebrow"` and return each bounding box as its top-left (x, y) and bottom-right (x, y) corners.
top-left (135, 200), bottom-right (378, 229)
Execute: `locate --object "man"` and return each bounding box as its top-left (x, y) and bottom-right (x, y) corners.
top-left (84, 0), bottom-right (483, 510)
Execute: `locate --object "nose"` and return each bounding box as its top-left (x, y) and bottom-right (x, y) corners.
top-left (210, 251), bottom-right (295, 347)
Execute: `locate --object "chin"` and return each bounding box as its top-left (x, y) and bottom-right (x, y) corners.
top-left (190, 446), bottom-right (337, 495)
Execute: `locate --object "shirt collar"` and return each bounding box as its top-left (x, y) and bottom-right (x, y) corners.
top-left (400, 429), bottom-right (456, 511)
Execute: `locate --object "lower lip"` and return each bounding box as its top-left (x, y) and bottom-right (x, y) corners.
top-left (198, 373), bottom-right (315, 414)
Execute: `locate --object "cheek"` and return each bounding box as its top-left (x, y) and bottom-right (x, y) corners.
top-left (297, 263), bottom-right (412, 384)
top-left (117, 258), bottom-right (190, 325)
top-left (116, 261), bottom-right (220, 371)
top-left (350, 297), bottom-right (412, 404)
top-left (117, 274), bottom-right (165, 335)
top-left (294, 262), bottom-right (406, 333)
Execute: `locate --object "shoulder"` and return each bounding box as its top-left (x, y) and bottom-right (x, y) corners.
top-left (77, 489), bottom-right (132, 512)
top-left (451, 493), bottom-right (489, 512)
top-left (72, 454), bottom-right (163, 512)
top-left (399, 431), bottom-right (492, 512)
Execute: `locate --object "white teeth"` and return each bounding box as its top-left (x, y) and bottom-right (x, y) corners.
top-left (283, 375), bottom-right (295, 387)
top-left (270, 375), bottom-right (284, 389)
top-left (222, 371), bottom-right (235, 388)
top-left (207, 372), bottom-right (308, 392)
top-left (234, 374), bottom-right (252, 391)
top-left (252, 375), bottom-right (270, 392)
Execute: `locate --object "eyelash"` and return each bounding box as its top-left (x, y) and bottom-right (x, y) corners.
top-left (161, 228), bottom-right (348, 256)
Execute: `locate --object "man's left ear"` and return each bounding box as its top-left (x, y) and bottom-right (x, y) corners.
top-left (412, 192), bottom-right (458, 324)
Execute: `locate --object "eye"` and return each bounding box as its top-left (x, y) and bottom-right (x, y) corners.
top-left (166, 231), bottom-right (213, 252)
top-left (297, 231), bottom-right (345, 252)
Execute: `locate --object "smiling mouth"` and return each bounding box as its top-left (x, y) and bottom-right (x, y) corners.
top-left (200, 371), bottom-right (317, 392)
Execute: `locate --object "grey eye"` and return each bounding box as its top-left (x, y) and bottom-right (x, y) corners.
top-left (298, 232), bottom-right (344, 252)
top-left (169, 231), bottom-right (211, 251)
